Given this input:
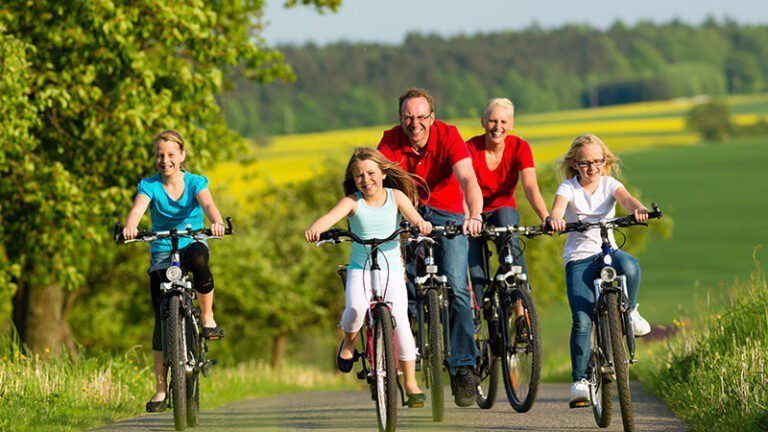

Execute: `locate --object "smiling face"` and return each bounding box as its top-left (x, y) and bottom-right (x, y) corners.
top-left (400, 97), bottom-right (434, 148)
top-left (573, 143), bottom-right (605, 183)
top-left (483, 105), bottom-right (514, 146)
top-left (352, 159), bottom-right (386, 198)
top-left (155, 140), bottom-right (185, 178)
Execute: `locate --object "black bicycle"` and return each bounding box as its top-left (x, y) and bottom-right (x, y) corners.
top-left (558, 204), bottom-right (662, 432)
top-left (114, 218), bottom-right (232, 431)
top-left (318, 225), bottom-right (420, 432)
top-left (474, 224), bottom-right (544, 412)
top-left (404, 221), bottom-right (462, 422)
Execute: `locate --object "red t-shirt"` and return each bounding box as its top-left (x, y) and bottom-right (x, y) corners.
top-left (378, 120), bottom-right (470, 214)
top-left (467, 134), bottom-right (534, 212)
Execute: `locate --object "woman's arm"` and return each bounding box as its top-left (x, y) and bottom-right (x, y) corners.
top-left (614, 187), bottom-right (649, 222)
top-left (196, 189), bottom-right (226, 236)
top-left (520, 167), bottom-right (550, 222)
top-left (393, 189), bottom-right (432, 234)
top-left (123, 194), bottom-right (151, 239)
top-left (305, 196), bottom-right (357, 242)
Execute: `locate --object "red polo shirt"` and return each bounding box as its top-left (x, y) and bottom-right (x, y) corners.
top-left (467, 134), bottom-right (534, 212)
top-left (378, 120), bottom-right (470, 214)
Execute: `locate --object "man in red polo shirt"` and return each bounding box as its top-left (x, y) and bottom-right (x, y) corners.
top-left (378, 88), bottom-right (483, 407)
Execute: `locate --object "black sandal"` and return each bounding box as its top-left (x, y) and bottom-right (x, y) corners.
top-left (146, 396), bottom-right (168, 413)
top-left (405, 392), bottom-right (426, 408)
top-left (336, 341), bottom-right (355, 373)
top-left (203, 326), bottom-right (225, 340)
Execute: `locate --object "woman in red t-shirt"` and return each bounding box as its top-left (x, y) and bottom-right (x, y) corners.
top-left (467, 98), bottom-right (550, 306)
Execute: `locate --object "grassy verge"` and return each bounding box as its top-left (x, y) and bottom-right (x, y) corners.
top-left (0, 342), bottom-right (357, 432)
top-left (634, 263), bottom-right (768, 431)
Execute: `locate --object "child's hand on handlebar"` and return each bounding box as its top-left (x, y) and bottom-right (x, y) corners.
top-left (416, 220), bottom-right (432, 235)
top-left (211, 222), bottom-right (226, 237)
top-left (545, 216), bottom-right (566, 232)
top-left (634, 208), bottom-right (649, 223)
top-left (305, 226), bottom-right (320, 243)
top-left (123, 226), bottom-right (138, 240)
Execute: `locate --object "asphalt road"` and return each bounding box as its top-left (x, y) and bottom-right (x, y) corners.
top-left (96, 382), bottom-right (688, 431)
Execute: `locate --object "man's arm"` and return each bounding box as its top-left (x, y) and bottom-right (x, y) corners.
top-left (452, 158), bottom-right (483, 235)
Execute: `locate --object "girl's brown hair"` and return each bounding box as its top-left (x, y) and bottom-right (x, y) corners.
top-left (153, 129), bottom-right (185, 151)
top-left (343, 147), bottom-right (426, 205)
top-left (558, 133), bottom-right (622, 180)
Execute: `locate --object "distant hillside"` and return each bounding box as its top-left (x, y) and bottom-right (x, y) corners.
top-left (221, 19), bottom-right (768, 137)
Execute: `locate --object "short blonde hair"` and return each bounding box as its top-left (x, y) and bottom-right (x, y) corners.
top-left (482, 98), bottom-right (515, 121)
top-left (558, 133), bottom-right (622, 180)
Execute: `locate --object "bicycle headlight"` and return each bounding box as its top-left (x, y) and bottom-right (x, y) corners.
top-left (166, 265), bottom-right (183, 282)
top-left (600, 267), bottom-right (617, 282)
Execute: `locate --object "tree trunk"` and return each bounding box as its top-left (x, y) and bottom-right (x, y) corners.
top-left (12, 281), bottom-right (65, 357)
top-left (270, 333), bottom-right (286, 370)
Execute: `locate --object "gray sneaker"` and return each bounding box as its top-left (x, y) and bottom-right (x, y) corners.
top-left (451, 366), bottom-right (477, 407)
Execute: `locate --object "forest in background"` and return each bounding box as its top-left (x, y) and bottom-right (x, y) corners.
top-left (222, 18), bottom-right (768, 138)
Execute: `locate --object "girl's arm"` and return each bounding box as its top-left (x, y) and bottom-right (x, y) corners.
top-left (614, 187), bottom-right (649, 222)
top-left (196, 189), bottom-right (227, 236)
top-left (123, 194), bottom-right (151, 239)
top-left (305, 196), bottom-right (357, 242)
top-left (548, 194), bottom-right (569, 231)
top-left (393, 189), bottom-right (432, 235)
top-left (520, 167), bottom-right (550, 222)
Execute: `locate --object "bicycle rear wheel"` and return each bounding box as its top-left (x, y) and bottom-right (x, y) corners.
top-left (426, 289), bottom-right (444, 422)
top-left (373, 305), bottom-right (397, 432)
top-left (167, 295), bottom-right (187, 431)
top-left (501, 286), bottom-right (541, 412)
top-left (590, 322), bottom-right (612, 427)
top-left (606, 291), bottom-right (635, 431)
top-left (475, 299), bottom-right (499, 409)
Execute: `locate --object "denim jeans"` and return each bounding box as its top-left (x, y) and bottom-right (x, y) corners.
top-left (565, 249), bottom-right (641, 381)
top-left (405, 206), bottom-right (476, 374)
top-left (468, 206), bottom-right (527, 308)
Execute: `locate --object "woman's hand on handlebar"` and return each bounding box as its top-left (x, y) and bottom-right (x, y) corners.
top-left (123, 226), bottom-right (138, 240)
top-left (634, 208), bottom-right (649, 223)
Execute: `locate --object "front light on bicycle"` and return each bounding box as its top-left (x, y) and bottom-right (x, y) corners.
top-left (166, 265), bottom-right (183, 282)
top-left (600, 267), bottom-right (617, 282)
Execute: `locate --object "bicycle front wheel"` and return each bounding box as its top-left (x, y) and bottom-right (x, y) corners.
top-left (606, 291), bottom-right (635, 431)
top-left (373, 304), bottom-right (397, 432)
top-left (475, 299), bottom-right (499, 409)
top-left (167, 295), bottom-right (187, 431)
top-left (501, 286), bottom-right (541, 412)
top-left (426, 289), bottom-right (444, 422)
top-left (590, 321), bottom-right (612, 427)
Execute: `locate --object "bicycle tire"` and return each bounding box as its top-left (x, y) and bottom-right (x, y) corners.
top-left (427, 289), bottom-right (444, 422)
top-left (501, 286), bottom-right (541, 412)
top-left (373, 305), bottom-right (397, 432)
top-left (475, 301), bottom-right (499, 409)
top-left (590, 322), bottom-right (612, 427)
top-left (168, 295), bottom-right (187, 431)
top-left (606, 291), bottom-right (635, 431)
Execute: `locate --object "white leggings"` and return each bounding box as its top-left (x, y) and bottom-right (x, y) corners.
top-left (340, 269), bottom-right (416, 361)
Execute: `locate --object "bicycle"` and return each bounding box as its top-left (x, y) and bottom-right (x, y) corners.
top-left (317, 225), bottom-right (420, 432)
top-left (114, 218), bottom-right (232, 431)
top-left (557, 204), bottom-right (662, 432)
top-left (404, 221), bottom-right (462, 422)
top-left (474, 224), bottom-right (544, 412)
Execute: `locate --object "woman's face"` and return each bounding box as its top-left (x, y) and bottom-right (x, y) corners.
top-left (573, 144), bottom-right (606, 182)
top-left (352, 159), bottom-right (386, 198)
top-left (155, 140), bottom-right (185, 178)
top-left (483, 106), bottom-right (514, 146)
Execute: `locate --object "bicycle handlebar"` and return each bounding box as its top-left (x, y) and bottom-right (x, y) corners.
top-left (559, 203), bottom-right (662, 234)
top-left (113, 217), bottom-right (234, 243)
top-left (483, 224), bottom-right (547, 239)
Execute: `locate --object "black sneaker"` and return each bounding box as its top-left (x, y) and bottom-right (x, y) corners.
top-left (451, 366), bottom-right (477, 407)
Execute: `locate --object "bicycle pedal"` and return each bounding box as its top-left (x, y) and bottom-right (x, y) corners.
top-left (569, 400), bottom-right (592, 409)
top-left (629, 359), bottom-right (638, 364)
top-left (201, 359), bottom-right (217, 377)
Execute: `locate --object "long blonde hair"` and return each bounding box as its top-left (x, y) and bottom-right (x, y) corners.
top-left (343, 147), bottom-right (426, 205)
top-left (558, 133), bottom-right (622, 180)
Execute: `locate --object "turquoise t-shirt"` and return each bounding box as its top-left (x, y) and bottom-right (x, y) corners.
top-left (137, 171), bottom-right (209, 261)
top-left (348, 188), bottom-right (403, 272)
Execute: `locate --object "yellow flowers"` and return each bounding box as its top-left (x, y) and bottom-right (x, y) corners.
top-left (673, 318), bottom-right (688, 328)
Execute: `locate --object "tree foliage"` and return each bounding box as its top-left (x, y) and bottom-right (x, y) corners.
top-left (686, 100), bottom-right (733, 141)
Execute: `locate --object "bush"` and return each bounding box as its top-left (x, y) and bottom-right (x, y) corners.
top-left (686, 100), bottom-right (733, 141)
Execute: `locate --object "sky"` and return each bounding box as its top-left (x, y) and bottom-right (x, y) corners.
top-left (262, 0), bottom-right (768, 46)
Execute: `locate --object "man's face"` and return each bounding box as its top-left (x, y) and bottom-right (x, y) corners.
top-left (400, 97), bottom-right (434, 147)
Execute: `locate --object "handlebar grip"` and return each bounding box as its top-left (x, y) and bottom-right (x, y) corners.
top-left (319, 229), bottom-right (341, 241)
top-left (225, 216), bottom-right (233, 234)
top-left (649, 202), bottom-right (662, 220)
top-left (113, 223), bottom-right (122, 243)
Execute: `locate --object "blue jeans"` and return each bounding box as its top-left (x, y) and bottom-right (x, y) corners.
top-left (405, 206), bottom-right (476, 374)
top-left (468, 207), bottom-right (527, 308)
top-left (565, 249), bottom-right (641, 381)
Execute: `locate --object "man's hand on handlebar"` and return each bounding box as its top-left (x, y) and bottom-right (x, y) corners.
top-left (463, 216), bottom-right (483, 237)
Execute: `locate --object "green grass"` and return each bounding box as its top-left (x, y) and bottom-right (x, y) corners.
top-left (538, 135), bottom-right (768, 382)
top-left (0, 342), bottom-right (357, 432)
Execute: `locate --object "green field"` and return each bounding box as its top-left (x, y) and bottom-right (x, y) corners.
top-left (538, 136), bottom-right (768, 380)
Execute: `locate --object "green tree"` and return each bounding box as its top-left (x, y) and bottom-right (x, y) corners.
top-left (686, 100), bottom-right (733, 141)
top-left (0, 0), bottom-right (340, 356)
top-left (725, 51), bottom-right (764, 94)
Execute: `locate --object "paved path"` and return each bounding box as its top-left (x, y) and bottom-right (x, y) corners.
top-left (96, 382), bottom-right (688, 431)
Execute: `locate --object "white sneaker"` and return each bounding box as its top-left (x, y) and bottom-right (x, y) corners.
top-left (569, 379), bottom-right (590, 407)
top-left (630, 304), bottom-right (651, 337)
